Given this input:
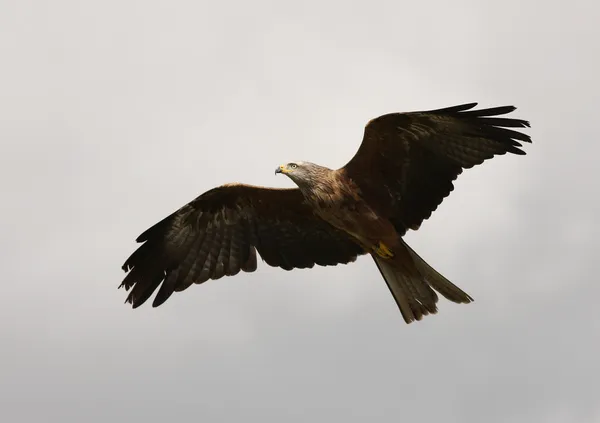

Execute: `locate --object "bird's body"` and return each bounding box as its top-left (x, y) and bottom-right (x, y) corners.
top-left (298, 168), bottom-right (398, 257)
top-left (120, 102), bottom-right (532, 324)
top-left (295, 168), bottom-right (381, 246)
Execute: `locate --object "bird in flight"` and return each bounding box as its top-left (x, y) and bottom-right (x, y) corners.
top-left (120, 102), bottom-right (531, 324)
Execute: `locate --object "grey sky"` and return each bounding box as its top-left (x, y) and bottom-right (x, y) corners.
top-left (1, 0), bottom-right (599, 422)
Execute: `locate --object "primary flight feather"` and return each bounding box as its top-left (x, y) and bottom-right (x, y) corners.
top-left (120, 102), bottom-right (531, 324)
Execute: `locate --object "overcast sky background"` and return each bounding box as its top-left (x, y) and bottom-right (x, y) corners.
top-left (1, 1), bottom-right (599, 422)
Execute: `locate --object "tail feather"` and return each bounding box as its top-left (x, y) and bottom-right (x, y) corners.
top-left (403, 242), bottom-right (474, 304)
top-left (373, 256), bottom-right (438, 323)
top-left (373, 241), bottom-right (473, 324)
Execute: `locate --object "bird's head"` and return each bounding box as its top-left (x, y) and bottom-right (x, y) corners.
top-left (275, 161), bottom-right (321, 187)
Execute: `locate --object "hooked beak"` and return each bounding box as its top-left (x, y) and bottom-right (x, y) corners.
top-left (275, 165), bottom-right (286, 175)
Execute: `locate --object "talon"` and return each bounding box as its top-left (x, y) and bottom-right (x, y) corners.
top-left (374, 242), bottom-right (394, 259)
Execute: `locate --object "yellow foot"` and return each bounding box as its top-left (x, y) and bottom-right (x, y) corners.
top-left (374, 242), bottom-right (394, 259)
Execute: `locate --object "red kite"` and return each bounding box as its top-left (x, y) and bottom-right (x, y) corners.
top-left (120, 103), bottom-right (531, 323)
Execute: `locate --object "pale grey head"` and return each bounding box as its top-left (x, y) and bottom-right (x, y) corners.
top-left (274, 161), bottom-right (330, 189)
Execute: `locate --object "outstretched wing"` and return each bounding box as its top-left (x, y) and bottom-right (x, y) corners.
top-left (120, 184), bottom-right (365, 308)
top-left (341, 103), bottom-right (531, 235)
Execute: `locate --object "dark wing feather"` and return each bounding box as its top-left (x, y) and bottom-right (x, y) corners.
top-left (341, 103), bottom-right (531, 235)
top-left (120, 184), bottom-right (365, 308)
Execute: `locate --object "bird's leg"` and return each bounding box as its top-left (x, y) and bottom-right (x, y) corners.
top-left (373, 241), bottom-right (395, 259)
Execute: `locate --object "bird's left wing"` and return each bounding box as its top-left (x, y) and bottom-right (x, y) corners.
top-left (120, 184), bottom-right (365, 308)
top-left (340, 103), bottom-right (531, 235)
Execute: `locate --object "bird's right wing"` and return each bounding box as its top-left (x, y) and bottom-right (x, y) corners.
top-left (120, 184), bottom-right (365, 308)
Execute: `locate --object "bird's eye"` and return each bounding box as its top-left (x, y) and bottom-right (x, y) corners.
top-left (290, 163), bottom-right (298, 169)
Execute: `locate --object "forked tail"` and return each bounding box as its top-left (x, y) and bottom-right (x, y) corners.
top-left (372, 240), bottom-right (473, 324)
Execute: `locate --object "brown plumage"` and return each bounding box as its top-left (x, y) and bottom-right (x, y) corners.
top-left (120, 102), bottom-right (531, 324)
